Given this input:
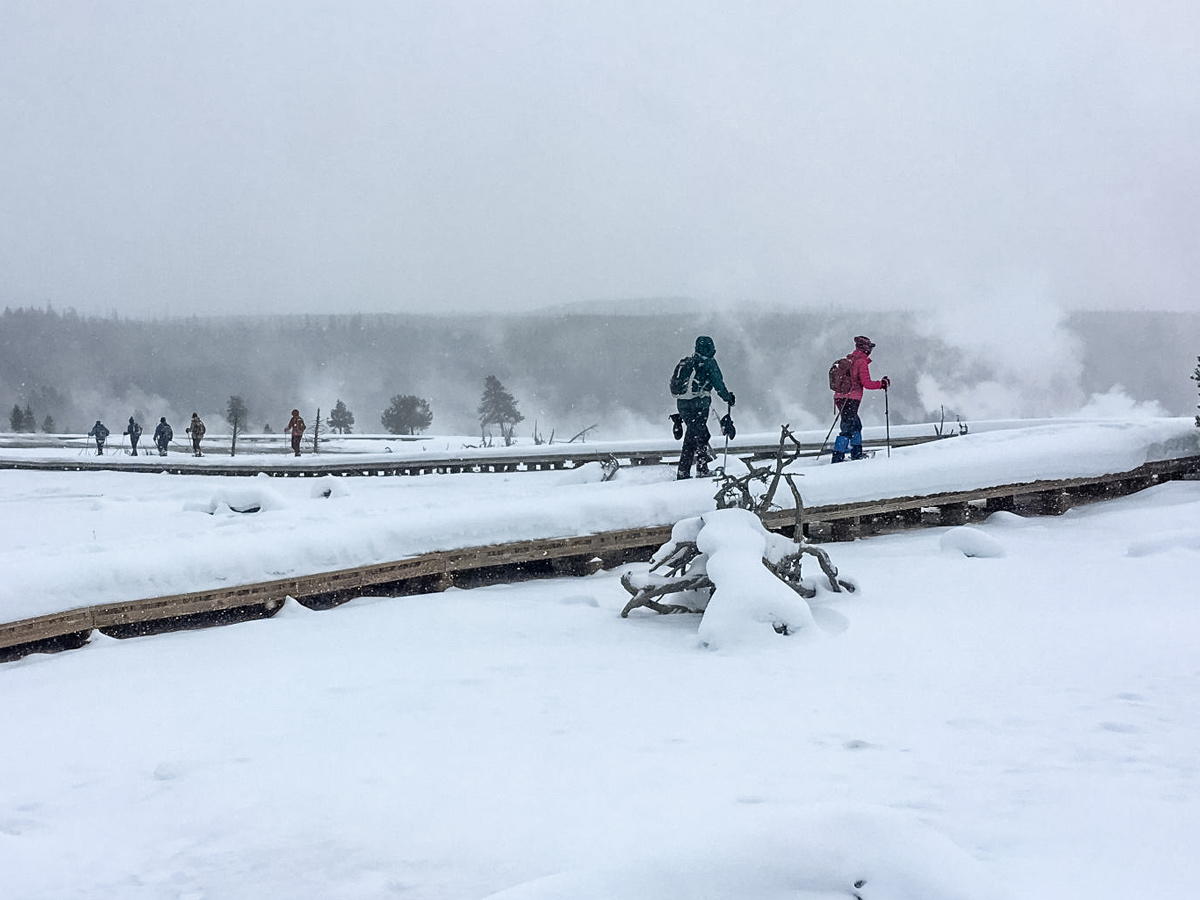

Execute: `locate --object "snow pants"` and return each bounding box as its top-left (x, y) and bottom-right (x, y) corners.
top-left (833, 398), bottom-right (864, 463)
top-left (677, 401), bottom-right (713, 479)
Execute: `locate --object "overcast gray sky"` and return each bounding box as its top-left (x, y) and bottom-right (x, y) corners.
top-left (2, 0), bottom-right (1197, 317)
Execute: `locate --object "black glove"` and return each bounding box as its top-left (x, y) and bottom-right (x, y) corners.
top-left (669, 413), bottom-right (683, 441)
top-left (719, 413), bottom-right (736, 440)
top-left (881, 376), bottom-right (891, 390)
top-left (727, 392), bottom-right (736, 407)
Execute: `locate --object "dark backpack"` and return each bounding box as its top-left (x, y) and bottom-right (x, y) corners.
top-left (828, 355), bottom-right (854, 393)
top-left (670, 355), bottom-right (701, 397)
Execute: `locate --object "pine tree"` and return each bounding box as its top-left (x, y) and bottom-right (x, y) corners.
top-left (9, 404), bottom-right (24, 432)
top-left (381, 395), bottom-right (433, 435)
top-left (226, 395), bottom-right (248, 456)
top-left (329, 399), bottom-right (356, 434)
top-left (477, 375), bottom-right (524, 446)
top-left (42, 414), bottom-right (56, 433)
top-left (21, 404), bottom-right (34, 432)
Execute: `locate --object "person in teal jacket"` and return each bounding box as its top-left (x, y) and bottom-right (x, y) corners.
top-left (673, 335), bottom-right (735, 479)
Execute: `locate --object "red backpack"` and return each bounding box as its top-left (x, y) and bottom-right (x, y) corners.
top-left (828, 355), bottom-right (854, 393)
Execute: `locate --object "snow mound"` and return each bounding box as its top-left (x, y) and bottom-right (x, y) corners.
top-left (1126, 530), bottom-right (1200, 557)
top-left (984, 510), bottom-right (1035, 528)
top-left (481, 804), bottom-right (1002, 900)
top-left (182, 484), bottom-right (290, 515)
top-left (554, 461), bottom-right (608, 484)
top-left (309, 475), bottom-right (351, 499)
top-left (696, 507), bottom-right (815, 649)
top-left (939, 526), bottom-right (1005, 558)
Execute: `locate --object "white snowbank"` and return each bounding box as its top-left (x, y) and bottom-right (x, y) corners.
top-left (3, 479), bottom-right (1200, 899)
top-left (939, 526), bottom-right (1006, 559)
top-left (482, 803), bottom-right (1000, 900)
top-left (1, 418), bottom-right (1196, 624)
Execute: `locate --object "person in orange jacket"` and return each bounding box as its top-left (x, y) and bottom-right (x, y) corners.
top-left (285, 409), bottom-right (306, 457)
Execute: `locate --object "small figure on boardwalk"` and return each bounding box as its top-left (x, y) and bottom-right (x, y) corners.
top-left (187, 413), bottom-right (206, 457)
top-left (153, 417), bottom-right (173, 456)
top-left (831, 335), bottom-right (890, 463)
top-left (88, 420), bottom-right (110, 455)
top-left (123, 416), bottom-right (143, 456)
top-left (669, 335), bottom-right (735, 480)
top-left (285, 409), bottom-right (306, 457)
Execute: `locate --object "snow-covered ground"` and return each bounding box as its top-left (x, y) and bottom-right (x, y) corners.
top-left (2, 418), bottom-right (1196, 624)
top-left (2, 418), bottom-right (1199, 899)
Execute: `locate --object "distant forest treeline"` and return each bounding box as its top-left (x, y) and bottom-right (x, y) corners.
top-left (2, 305), bottom-right (1196, 439)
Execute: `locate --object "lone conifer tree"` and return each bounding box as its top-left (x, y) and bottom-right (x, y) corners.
top-left (329, 399), bottom-right (356, 434)
top-left (478, 375), bottom-right (524, 446)
top-left (381, 395), bottom-right (433, 435)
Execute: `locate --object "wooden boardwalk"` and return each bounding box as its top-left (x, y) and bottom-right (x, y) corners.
top-left (4, 453), bottom-right (1197, 663)
top-left (0, 434), bottom-right (941, 477)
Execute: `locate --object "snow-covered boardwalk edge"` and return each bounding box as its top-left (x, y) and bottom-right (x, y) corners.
top-left (4, 419), bottom-right (1198, 661)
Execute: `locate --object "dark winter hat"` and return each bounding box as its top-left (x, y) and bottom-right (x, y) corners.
top-left (160, 417), bottom-right (167, 423)
top-left (292, 409), bottom-right (299, 416)
top-left (854, 335), bottom-right (875, 352)
top-left (694, 335), bottom-right (716, 357)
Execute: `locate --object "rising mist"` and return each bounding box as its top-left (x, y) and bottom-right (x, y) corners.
top-left (2, 305), bottom-right (1194, 440)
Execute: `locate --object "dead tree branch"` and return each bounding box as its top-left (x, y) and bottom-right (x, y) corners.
top-left (620, 570), bottom-right (713, 617)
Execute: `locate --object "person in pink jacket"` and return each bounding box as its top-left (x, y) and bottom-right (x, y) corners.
top-left (833, 335), bottom-right (890, 463)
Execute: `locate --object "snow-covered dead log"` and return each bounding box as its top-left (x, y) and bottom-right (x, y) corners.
top-left (621, 427), bottom-right (857, 645)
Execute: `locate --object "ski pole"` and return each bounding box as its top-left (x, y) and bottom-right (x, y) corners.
top-left (884, 385), bottom-right (891, 458)
top-left (817, 408), bottom-right (841, 457)
top-left (722, 401), bottom-right (730, 471)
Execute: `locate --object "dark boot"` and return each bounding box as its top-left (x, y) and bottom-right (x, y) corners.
top-left (831, 435), bottom-right (849, 464)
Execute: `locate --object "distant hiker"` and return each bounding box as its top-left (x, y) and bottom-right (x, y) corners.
top-left (285, 409), bottom-right (306, 457)
top-left (670, 335), bottom-right (735, 480)
top-left (123, 416), bottom-right (143, 456)
top-left (153, 417), bottom-right (173, 456)
top-left (87, 420), bottom-right (110, 455)
top-left (187, 413), bottom-right (206, 457)
top-left (831, 335), bottom-right (890, 463)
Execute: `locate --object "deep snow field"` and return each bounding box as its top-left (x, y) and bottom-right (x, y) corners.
top-left (2, 420), bottom-right (1199, 899)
